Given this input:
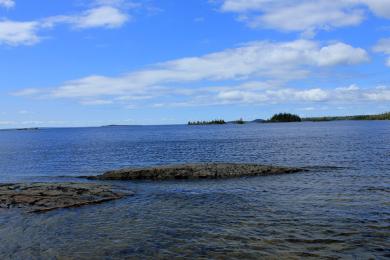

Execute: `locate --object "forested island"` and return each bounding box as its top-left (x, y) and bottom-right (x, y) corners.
top-left (268, 113), bottom-right (302, 122)
top-left (188, 118), bottom-right (247, 125)
top-left (188, 119), bottom-right (226, 125)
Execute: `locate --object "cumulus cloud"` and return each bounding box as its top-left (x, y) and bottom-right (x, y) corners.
top-left (218, 0), bottom-right (390, 34)
top-left (0, 0), bottom-right (14, 8)
top-left (45, 6), bottom-right (129, 29)
top-left (0, 1), bottom-right (132, 46)
top-left (73, 6), bottom-right (129, 28)
top-left (373, 38), bottom-right (390, 66)
top-left (0, 20), bottom-right (40, 45)
top-left (362, 0), bottom-right (390, 18)
top-left (14, 39), bottom-right (370, 107)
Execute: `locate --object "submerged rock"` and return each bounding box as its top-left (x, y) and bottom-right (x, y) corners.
top-left (0, 182), bottom-right (131, 213)
top-left (86, 163), bottom-right (306, 181)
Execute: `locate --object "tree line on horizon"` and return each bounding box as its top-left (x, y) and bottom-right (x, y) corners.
top-left (188, 112), bottom-right (390, 125)
top-left (188, 119), bottom-right (226, 125)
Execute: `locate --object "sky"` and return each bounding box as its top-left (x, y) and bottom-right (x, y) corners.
top-left (0, 0), bottom-right (390, 128)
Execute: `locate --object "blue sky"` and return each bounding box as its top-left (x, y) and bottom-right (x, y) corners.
top-left (1, 0), bottom-right (390, 127)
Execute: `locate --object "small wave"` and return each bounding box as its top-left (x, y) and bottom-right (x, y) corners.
top-left (302, 165), bottom-right (352, 172)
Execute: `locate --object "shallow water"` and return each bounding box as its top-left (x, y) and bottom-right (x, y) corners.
top-left (0, 121), bottom-right (389, 259)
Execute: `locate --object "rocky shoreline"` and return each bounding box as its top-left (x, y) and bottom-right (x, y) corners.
top-left (85, 163), bottom-right (306, 181)
top-left (0, 183), bottom-right (132, 213)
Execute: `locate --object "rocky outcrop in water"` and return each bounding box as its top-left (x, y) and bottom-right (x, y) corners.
top-left (0, 183), bottom-right (131, 213)
top-left (86, 163), bottom-right (306, 181)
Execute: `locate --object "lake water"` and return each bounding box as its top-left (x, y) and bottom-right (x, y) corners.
top-left (0, 122), bottom-right (389, 259)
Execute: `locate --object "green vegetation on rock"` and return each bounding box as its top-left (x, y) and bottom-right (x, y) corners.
top-left (268, 113), bottom-right (302, 122)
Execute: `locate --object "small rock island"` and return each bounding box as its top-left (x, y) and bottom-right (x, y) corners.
top-left (86, 163), bottom-right (306, 181)
top-left (0, 183), bottom-right (131, 213)
top-left (0, 164), bottom-right (306, 213)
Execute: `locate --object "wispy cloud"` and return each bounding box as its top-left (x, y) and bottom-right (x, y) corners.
top-left (80, 99), bottom-right (113, 105)
top-left (0, 1), bottom-right (135, 46)
top-left (373, 38), bottom-right (390, 66)
top-left (13, 88), bottom-right (43, 96)
top-left (0, 0), bottom-right (14, 8)
top-left (0, 120), bottom-right (15, 126)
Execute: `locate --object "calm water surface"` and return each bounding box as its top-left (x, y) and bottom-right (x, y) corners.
top-left (0, 122), bottom-right (389, 259)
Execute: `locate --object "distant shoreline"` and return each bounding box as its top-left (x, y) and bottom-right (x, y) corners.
top-left (187, 112), bottom-right (390, 125)
top-left (1, 112), bottom-right (390, 130)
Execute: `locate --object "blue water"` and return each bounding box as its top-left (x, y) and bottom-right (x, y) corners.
top-left (0, 122), bottom-right (389, 259)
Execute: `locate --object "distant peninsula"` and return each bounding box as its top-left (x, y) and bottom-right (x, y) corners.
top-left (303, 112), bottom-right (390, 122)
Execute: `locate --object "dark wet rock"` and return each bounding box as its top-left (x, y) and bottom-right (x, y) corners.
top-left (86, 163), bottom-right (307, 181)
top-left (0, 183), bottom-right (132, 213)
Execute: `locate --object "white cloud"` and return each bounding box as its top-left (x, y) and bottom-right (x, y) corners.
top-left (76, 6), bottom-right (128, 28)
top-left (149, 83), bottom-right (390, 108)
top-left (216, 87), bottom-right (330, 104)
top-left (80, 99), bottom-right (113, 105)
top-left (373, 38), bottom-right (390, 54)
top-left (12, 88), bottom-right (42, 96)
top-left (0, 120), bottom-right (15, 125)
top-left (210, 84), bottom-right (390, 106)
top-left (14, 39), bottom-right (369, 107)
top-left (213, 88), bottom-right (326, 104)
top-left (362, 0), bottom-right (390, 18)
top-left (0, 20), bottom-right (40, 46)
top-left (0, 2), bottom-right (132, 46)
top-left (315, 42), bottom-right (369, 66)
top-left (0, 0), bottom-right (14, 8)
top-left (16, 39), bottom-right (367, 99)
top-left (373, 38), bottom-right (390, 66)
top-left (218, 0), bottom-right (390, 33)
top-left (295, 88), bottom-right (329, 101)
top-left (51, 6), bottom-right (129, 29)
top-left (364, 86), bottom-right (390, 101)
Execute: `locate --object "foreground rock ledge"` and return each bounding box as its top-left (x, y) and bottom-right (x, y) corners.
top-left (0, 183), bottom-right (131, 213)
top-left (86, 163), bottom-right (306, 181)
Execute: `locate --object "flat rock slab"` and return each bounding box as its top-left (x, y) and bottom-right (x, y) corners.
top-left (86, 163), bottom-right (306, 181)
top-left (0, 183), bottom-right (132, 213)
